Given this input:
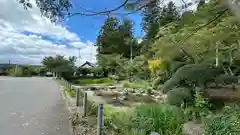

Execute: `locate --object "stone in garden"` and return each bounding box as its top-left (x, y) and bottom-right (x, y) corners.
top-left (131, 89), bottom-right (136, 93)
top-left (109, 86), bottom-right (116, 89)
top-left (162, 94), bottom-right (167, 101)
top-left (150, 132), bottom-right (160, 135)
top-left (183, 121), bottom-right (203, 135)
top-left (140, 90), bottom-right (145, 94)
top-left (151, 94), bottom-right (155, 98)
top-left (95, 92), bottom-right (102, 96)
top-left (112, 97), bottom-right (118, 100)
top-left (123, 91), bottom-right (129, 96)
top-left (142, 93), bottom-right (147, 96)
top-left (155, 95), bottom-right (162, 100)
top-left (119, 96), bottom-right (127, 101)
top-left (135, 93), bottom-right (141, 96)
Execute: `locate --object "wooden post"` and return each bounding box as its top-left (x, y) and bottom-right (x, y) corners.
top-left (97, 103), bottom-right (103, 135)
top-left (76, 88), bottom-right (80, 107)
top-left (83, 92), bottom-right (87, 117)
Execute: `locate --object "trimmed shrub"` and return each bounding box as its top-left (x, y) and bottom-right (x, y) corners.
top-left (169, 61), bottom-right (186, 75)
top-left (204, 106), bottom-right (240, 135)
top-left (167, 87), bottom-right (193, 106)
top-left (152, 77), bottom-right (164, 89)
top-left (162, 64), bottom-right (224, 92)
top-left (214, 74), bottom-right (239, 86)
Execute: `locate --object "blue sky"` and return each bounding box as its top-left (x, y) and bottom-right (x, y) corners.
top-left (0, 0), bottom-right (195, 65)
top-left (0, 0), bottom-right (145, 65)
top-left (64, 0), bottom-right (143, 43)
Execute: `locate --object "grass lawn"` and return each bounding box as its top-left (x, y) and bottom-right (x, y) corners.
top-left (121, 81), bottom-right (150, 89)
top-left (72, 77), bottom-right (113, 86)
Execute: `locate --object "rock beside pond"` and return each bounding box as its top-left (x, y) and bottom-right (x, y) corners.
top-left (109, 86), bottom-right (116, 89)
top-left (123, 91), bottom-right (129, 96)
top-left (119, 96), bottom-right (127, 101)
top-left (152, 94), bottom-right (167, 102)
top-left (140, 90), bottom-right (145, 94)
top-left (112, 97), bottom-right (118, 100)
top-left (183, 121), bottom-right (203, 135)
top-left (131, 89), bottom-right (136, 93)
top-left (133, 93), bottom-right (141, 96)
top-left (118, 91), bottom-right (129, 96)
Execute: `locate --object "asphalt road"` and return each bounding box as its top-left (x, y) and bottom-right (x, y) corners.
top-left (0, 77), bottom-right (71, 135)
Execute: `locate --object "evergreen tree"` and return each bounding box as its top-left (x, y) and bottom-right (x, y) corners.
top-left (160, 1), bottom-right (180, 26)
top-left (142, 0), bottom-right (161, 41)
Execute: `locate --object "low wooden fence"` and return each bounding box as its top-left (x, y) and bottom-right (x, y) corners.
top-left (58, 78), bottom-right (160, 135)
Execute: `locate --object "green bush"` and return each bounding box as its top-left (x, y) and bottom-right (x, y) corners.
top-left (86, 100), bottom-right (98, 116)
top-left (162, 64), bottom-right (223, 92)
top-left (214, 74), bottom-right (239, 86)
top-left (77, 68), bottom-right (90, 76)
top-left (152, 76), bottom-right (166, 89)
top-left (184, 90), bottom-right (211, 121)
top-left (69, 90), bottom-right (76, 97)
top-left (8, 68), bottom-right (24, 77)
top-left (103, 104), bottom-right (185, 135)
top-left (90, 67), bottom-right (104, 77)
top-left (167, 87), bottom-right (192, 106)
top-left (104, 105), bottom-right (133, 133)
top-left (169, 61), bottom-right (186, 75)
top-left (204, 106), bottom-right (240, 135)
top-left (132, 103), bottom-right (185, 135)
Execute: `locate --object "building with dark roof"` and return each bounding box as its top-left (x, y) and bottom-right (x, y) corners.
top-left (80, 61), bottom-right (95, 68)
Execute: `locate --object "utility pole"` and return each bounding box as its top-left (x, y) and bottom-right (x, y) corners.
top-left (129, 39), bottom-right (133, 82)
top-left (130, 43), bottom-right (133, 64)
top-left (15, 61), bottom-right (18, 73)
top-left (129, 38), bottom-right (133, 64)
top-left (78, 48), bottom-right (81, 59)
top-left (215, 42), bottom-right (219, 67)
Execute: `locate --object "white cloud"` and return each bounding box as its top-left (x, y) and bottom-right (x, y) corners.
top-left (0, 0), bottom-right (96, 66)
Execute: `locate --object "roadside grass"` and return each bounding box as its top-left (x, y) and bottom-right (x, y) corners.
top-left (62, 87), bottom-right (76, 98)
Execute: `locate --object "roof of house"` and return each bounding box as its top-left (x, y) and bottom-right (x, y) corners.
top-left (80, 61), bottom-right (95, 68)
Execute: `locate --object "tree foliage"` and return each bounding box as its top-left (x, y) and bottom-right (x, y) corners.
top-left (162, 64), bottom-right (224, 92)
top-left (42, 55), bottom-right (77, 79)
top-left (96, 17), bottom-right (141, 76)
